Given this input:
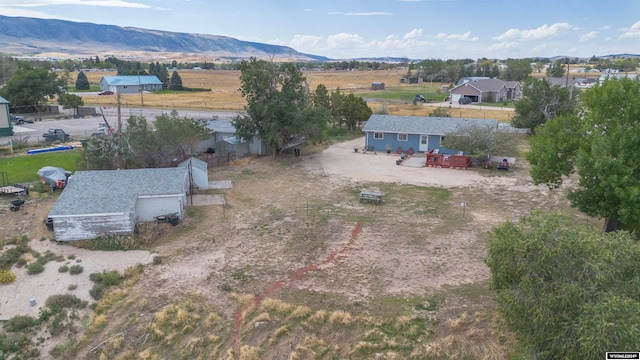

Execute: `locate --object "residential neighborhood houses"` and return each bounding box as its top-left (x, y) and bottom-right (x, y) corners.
top-left (99, 75), bottom-right (163, 94)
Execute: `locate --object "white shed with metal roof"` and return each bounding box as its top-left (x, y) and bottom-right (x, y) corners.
top-left (48, 168), bottom-right (188, 241)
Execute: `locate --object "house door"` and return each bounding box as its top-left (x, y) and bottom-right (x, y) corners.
top-left (419, 135), bottom-right (429, 152)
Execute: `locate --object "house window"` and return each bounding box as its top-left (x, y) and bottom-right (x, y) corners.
top-left (397, 133), bottom-right (408, 141)
top-left (374, 132), bottom-right (383, 140)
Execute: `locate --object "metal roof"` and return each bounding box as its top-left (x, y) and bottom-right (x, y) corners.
top-left (0, 96), bottom-right (8, 104)
top-left (178, 157), bottom-right (208, 172)
top-left (101, 76), bottom-right (163, 86)
top-left (205, 119), bottom-right (236, 134)
top-left (49, 167), bottom-right (187, 217)
top-left (362, 115), bottom-right (499, 135)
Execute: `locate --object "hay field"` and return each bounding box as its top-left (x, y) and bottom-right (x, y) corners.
top-left (78, 69), bottom-right (513, 121)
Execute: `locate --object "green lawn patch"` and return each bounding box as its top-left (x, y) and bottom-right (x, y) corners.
top-left (0, 150), bottom-right (83, 183)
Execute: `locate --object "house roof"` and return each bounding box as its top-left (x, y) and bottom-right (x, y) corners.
top-left (205, 119), bottom-right (236, 134)
top-left (0, 96), bottom-right (8, 104)
top-left (101, 75), bottom-right (163, 86)
top-left (49, 167), bottom-right (187, 217)
top-left (456, 77), bottom-right (489, 86)
top-left (451, 79), bottom-right (508, 93)
top-left (362, 115), bottom-right (499, 135)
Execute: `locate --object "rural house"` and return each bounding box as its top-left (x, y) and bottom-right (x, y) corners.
top-left (449, 79), bottom-right (521, 103)
top-left (0, 96), bottom-right (13, 136)
top-left (197, 118), bottom-right (270, 157)
top-left (99, 75), bottom-right (163, 94)
top-left (362, 114), bottom-right (499, 154)
top-left (47, 167), bottom-right (189, 241)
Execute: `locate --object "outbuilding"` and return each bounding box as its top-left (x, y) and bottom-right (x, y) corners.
top-left (48, 168), bottom-right (189, 241)
top-left (371, 82), bottom-right (385, 90)
top-left (178, 157), bottom-right (209, 190)
top-left (0, 96), bottom-right (13, 136)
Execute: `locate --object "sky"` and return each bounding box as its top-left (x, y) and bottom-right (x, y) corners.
top-left (0, 0), bottom-right (639, 60)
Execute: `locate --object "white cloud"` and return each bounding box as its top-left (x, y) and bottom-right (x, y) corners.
top-left (289, 35), bottom-right (324, 50)
top-left (493, 23), bottom-right (574, 41)
top-left (403, 28), bottom-right (423, 40)
top-left (434, 31), bottom-right (478, 41)
top-left (532, 44), bottom-right (547, 53)
top-left (488, 41), bottom-right (519, 52)
top-left (619, 21), bottom-right (640, 39)
top-left (579, 31), bottom-right (597, 42)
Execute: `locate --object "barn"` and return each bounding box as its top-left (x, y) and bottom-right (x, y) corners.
top-left (47, 168), bottom-right (189, 241)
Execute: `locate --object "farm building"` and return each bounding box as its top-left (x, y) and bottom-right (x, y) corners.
top-left (196, 118), bottom-right (270, 157)
top-left (99, 75), bottom-right (163, 94)
top-left (178, 157), bottom-right (209, 190)
top-left (449, 79), bottom-right (521, 103)
top-left (0, 96), bottom-right (13, 136)
top-left (371, 82), bottom-right (385, 90)
top-left (362, 114), bottom-right (499, 154)
top-left (47, 167), bottom-right (189, 241)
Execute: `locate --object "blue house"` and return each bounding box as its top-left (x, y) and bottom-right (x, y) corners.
top-left (99, 75), bottom-right (163, 94)
top-left (362, 115), bottom-right (499, 154)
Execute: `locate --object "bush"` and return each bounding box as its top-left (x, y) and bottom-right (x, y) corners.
top-left (4, 315), bottom-right (37, 332)
top-left (26, 262), bottom-right (44, 275)
top-left (0, 332), bottom-right (31, 352)
top-left (45, 294), bottom-right (87, 310)
top-left (89, 270), bottom-right (123, 286)
top-left (58, 265), bottom-right (69, 273)
top-left (68, 265), bottom-right (83, 275)
top-left (89, 283), bottom-right (106, 300)
top-left (0, 269), bottom-right (16, 283)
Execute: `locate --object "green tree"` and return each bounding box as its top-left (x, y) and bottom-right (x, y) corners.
top-left (546, 60), bottom-right (566, 77)
top-left (57, 93), bottom-right (84, 117)
top-left (0, 63), bottom-right (64, 113)
top-left (329, 88), bottom-right (345, 128)
top-left (501, 58), bottom-right (532, 81)
top-left (528, 77), bottom-right (640, 231)
top-left (510, 78), bottom-right (577, 132)
top-left (312, 84), bottom-right (330, 109)
top-left (428, 107), bottom-right (450, 117)
top-left (440, 123), bottom-right (519, 159)
top-left (340, 93), bottom-right (372, 132)
top-left (75, 71), bottom-right (90, 90)
top-left (233, 58), bottom-right (329, 156)
top-left (486, 210), bottom-right (640, 359)
top-left (170, 71), bottom-right (183, 90)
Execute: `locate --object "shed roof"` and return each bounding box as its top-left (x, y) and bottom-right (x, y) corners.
top-left (0, 96), bottom-right (8, 104)
top-left (178, 157), bottom-right (208, 172)
top-left (49, 168), bottom-right (187, 217)
top-left (101, 75), bottom-right (162, 86)
top-left (362, 115), bottom-right (498, 135)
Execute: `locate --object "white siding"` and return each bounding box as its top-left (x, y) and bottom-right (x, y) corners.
top-left (51, 213), bottom-right (134, 241)
top-left (135, 195), bottom-right (184, 222)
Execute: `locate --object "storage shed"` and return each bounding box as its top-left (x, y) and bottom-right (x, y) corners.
top-left (178, 157), bottom-right (209, 190)
top-left (48, 168), bottom-right (189, 241)
top-left (371, 82), bottom-right (385, 90)
top-left (0, 96), bottom-right (13, 136)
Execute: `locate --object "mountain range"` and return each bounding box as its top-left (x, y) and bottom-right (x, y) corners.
top-left (0, 15), bottom-right (330, 62)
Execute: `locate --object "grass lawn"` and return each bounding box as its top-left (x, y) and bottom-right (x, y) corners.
top-left (0, 150), bottom-right (83, 183)
top-left (358, 84), bottom-right (445, 102)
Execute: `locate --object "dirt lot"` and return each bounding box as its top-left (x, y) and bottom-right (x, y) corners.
top-left (0, 136), bottom-right (577, 358)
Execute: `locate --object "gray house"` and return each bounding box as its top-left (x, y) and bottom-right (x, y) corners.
top-left (196, 118), bottom-right (269, 157)
top-left (48, 168), bottom-right (189, 241)
top-left (362, 114), bottom-right (499, 154)
top-left (449, 79), bottom-right (521, 103)
top-left (0, 96), bottom-right (13, 136)
top-left (99, 75), bottom-right (163, 94)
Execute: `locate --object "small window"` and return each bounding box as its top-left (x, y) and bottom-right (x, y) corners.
top-left (398, 133), bottom-right (408, 141)
top-left (374, 132), bottom-right (383, 140)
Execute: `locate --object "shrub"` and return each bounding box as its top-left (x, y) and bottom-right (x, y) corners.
top-left (1, 332), bottom-right (31, 352)
top-left (58, 265), bottom-right (69, 273)
top-left (90, 270), bottom-right (123, 286)
top-left (89, 283), bottom-right (106, 300)
top-left (68, 265), bottom-right (83, 275)
top-left (0, 269), bottom-right (16, 283)
top-left (45, 294), bottom-right (88, 310)
top-left (4, 315), bottom-right (37, 332)
top-left (153, 256), bottom-right (163, 265)
top-left (26, 262), bottom-right (44, 275)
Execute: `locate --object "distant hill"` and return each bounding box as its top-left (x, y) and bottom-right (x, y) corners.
top-left (0, 15), bottom-right (330, 62)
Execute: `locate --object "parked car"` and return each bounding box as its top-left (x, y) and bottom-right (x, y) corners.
top-left (458, 97), bottom-right (473, 105)
top-left (414, 94), bottom-right (426, 103)
top-left (98, 90), bottom-right (114, 95)
top-left (9, 114), bottom-right (34, 125)
top-left (42, 128), bottom-right (71, 142)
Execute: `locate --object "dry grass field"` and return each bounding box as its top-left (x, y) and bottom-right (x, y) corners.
top-left (76, 69), bottom-right (514, 121)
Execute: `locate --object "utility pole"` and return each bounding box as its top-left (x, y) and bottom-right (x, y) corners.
top-left (116, 91), bottom-right (122, 134)
top-left (138, 70), bottom-right (144, 106)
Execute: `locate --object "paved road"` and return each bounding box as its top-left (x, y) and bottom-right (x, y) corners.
top-left (11, 107), bottom-right (240, 144)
